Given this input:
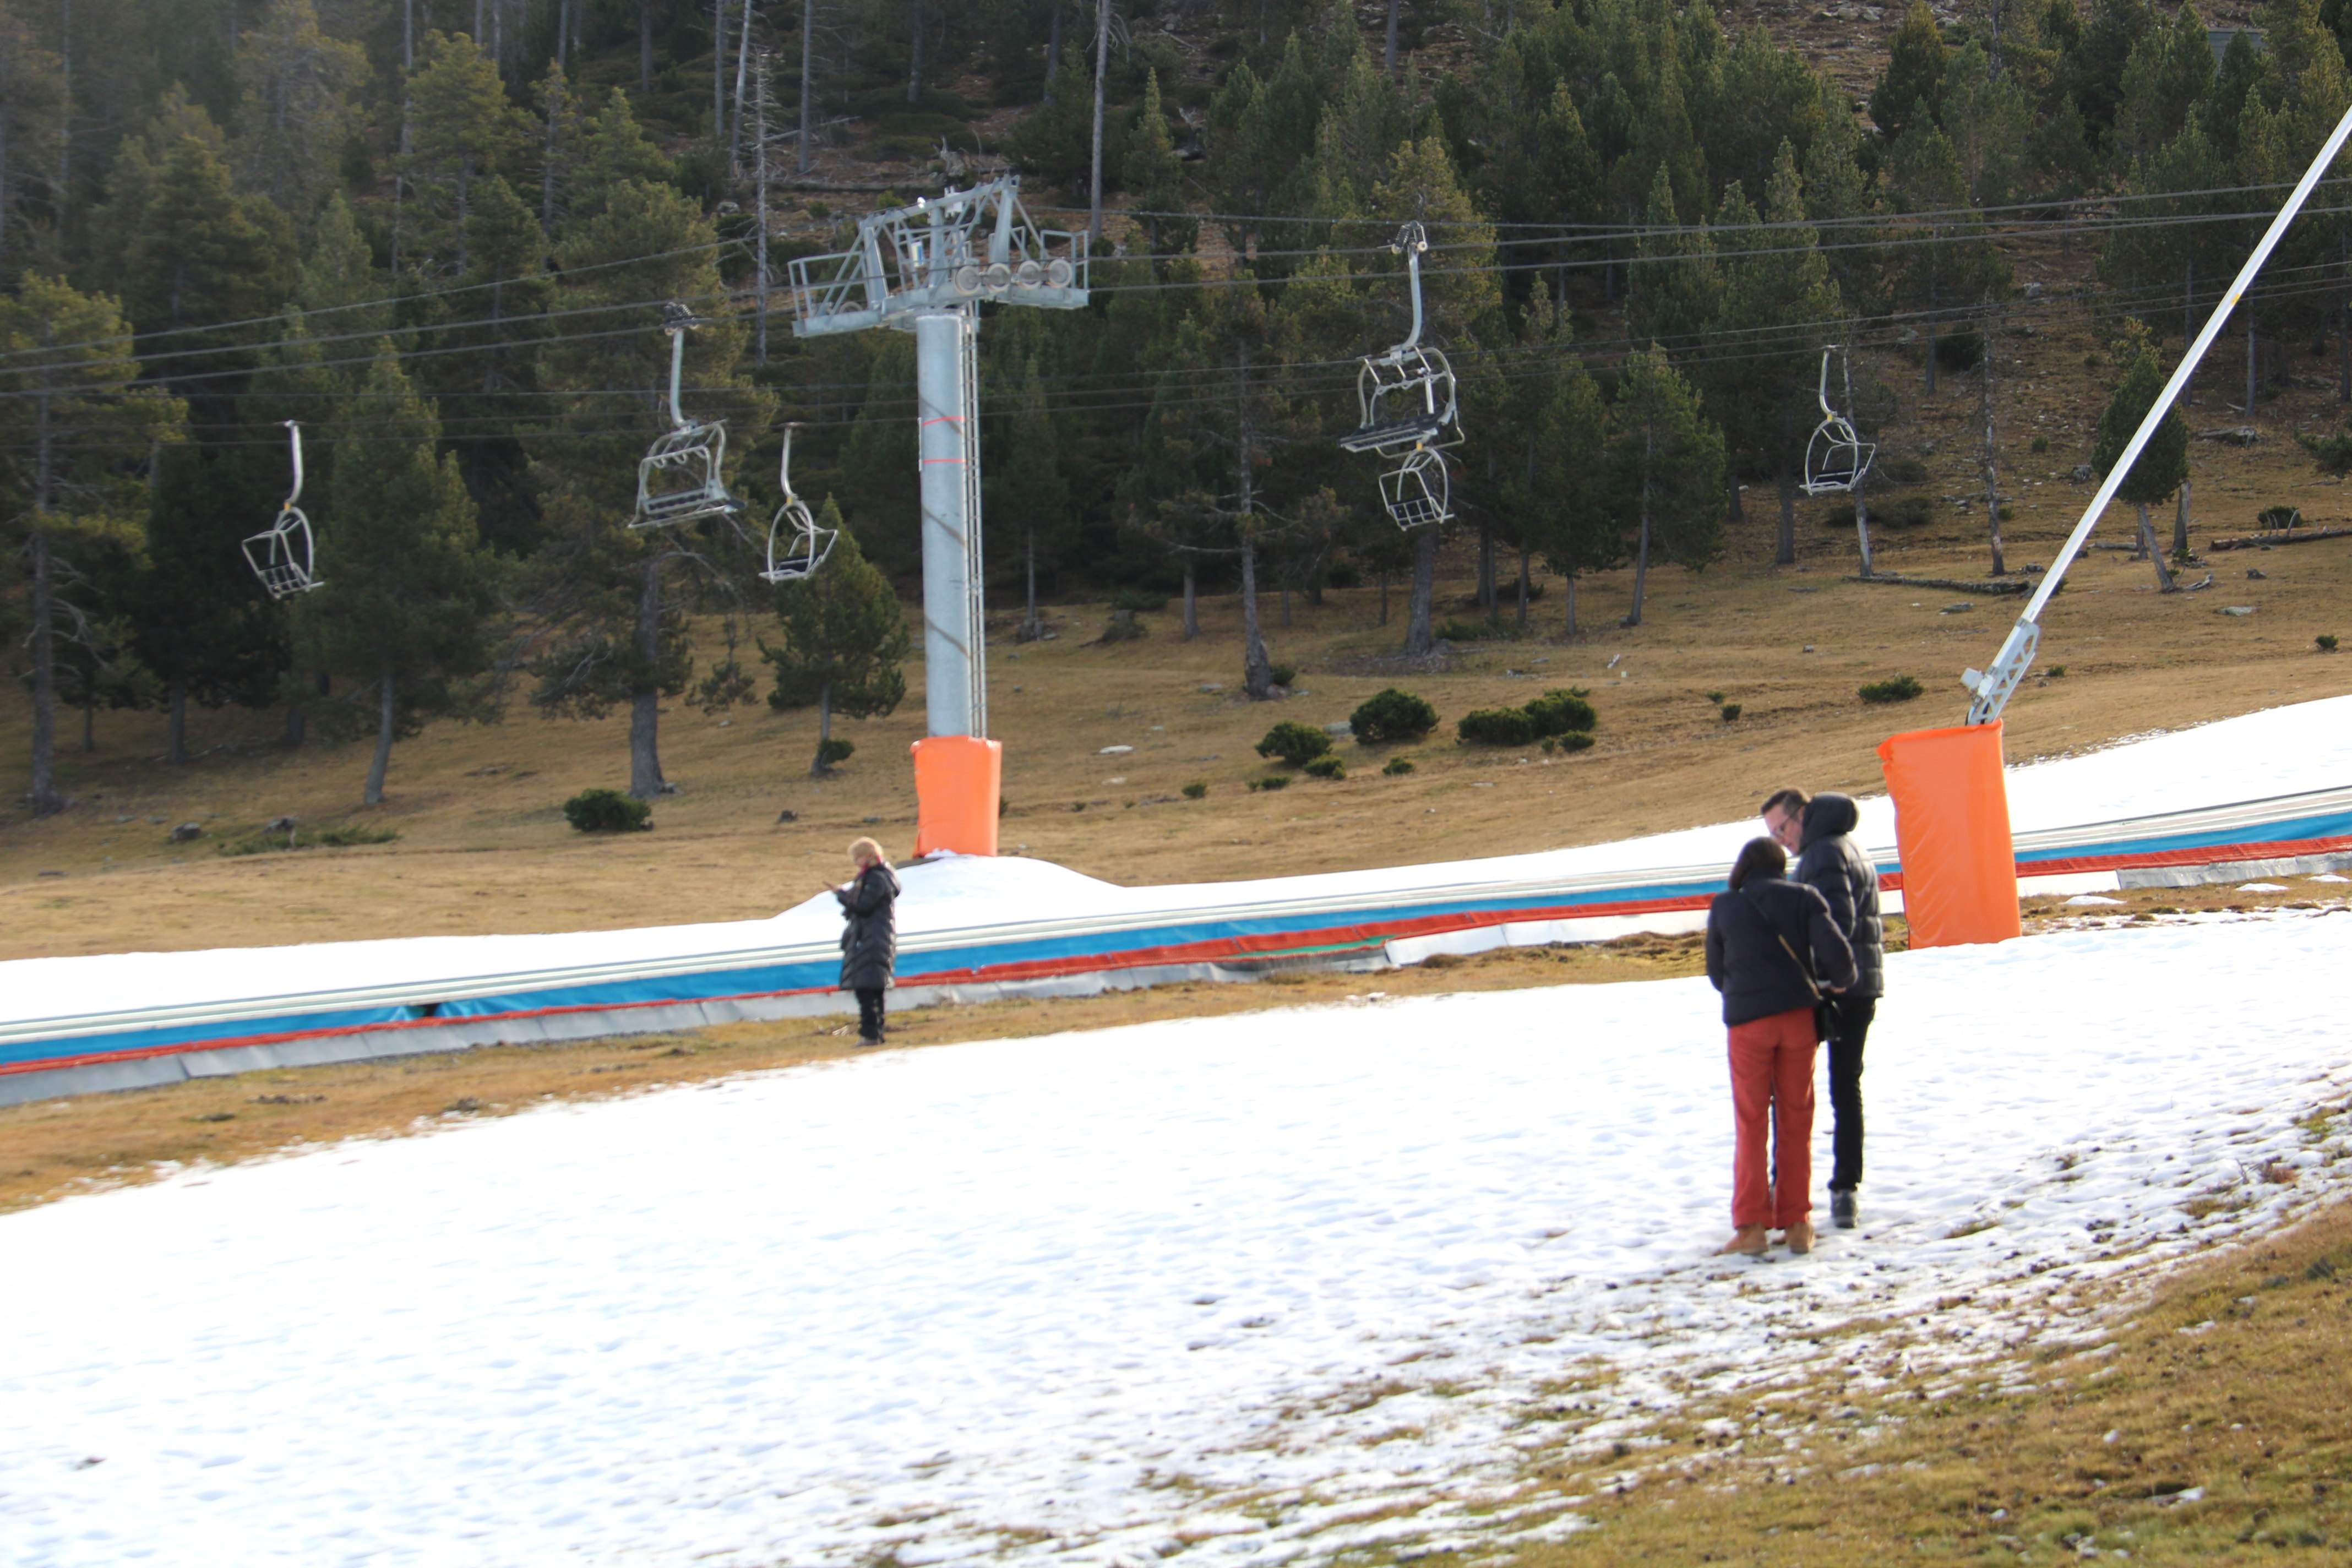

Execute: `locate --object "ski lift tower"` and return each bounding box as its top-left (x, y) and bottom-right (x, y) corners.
top-left (790, 176), bottom-right (1088, 855)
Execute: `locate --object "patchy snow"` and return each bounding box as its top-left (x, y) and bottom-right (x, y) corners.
top-left (2236, 881), bottom-right (2290, 892)
top-left (2064, 894), bottom-right (2125, 906)
top-left (5, 911), bottom-right (2350, 1566)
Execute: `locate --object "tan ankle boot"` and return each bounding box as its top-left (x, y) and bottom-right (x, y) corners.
top-left (1784, 1220), bottom-right (1815, 1255)
top-left (1717, 1225), bottom-right (1769, 1256)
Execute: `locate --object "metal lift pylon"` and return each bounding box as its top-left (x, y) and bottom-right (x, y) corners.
top-left (790, 176), bottom-right (1089, 854)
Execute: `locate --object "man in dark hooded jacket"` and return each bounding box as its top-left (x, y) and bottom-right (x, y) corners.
top-left (1761, 788), bottom-right (1885, 1229)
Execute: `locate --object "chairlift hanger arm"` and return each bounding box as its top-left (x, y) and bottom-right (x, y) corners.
top-left (1962, 95), bottom-right (2352, 726)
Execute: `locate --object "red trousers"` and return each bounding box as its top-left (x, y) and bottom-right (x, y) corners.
top-left (1727, 1008), bottom-right (1819, 1229)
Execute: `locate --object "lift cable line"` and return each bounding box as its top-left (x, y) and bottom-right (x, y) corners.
top-left (1962, 98), bottom-right (2352, 727)
top-left (241, 420), bottom-right (323, 600)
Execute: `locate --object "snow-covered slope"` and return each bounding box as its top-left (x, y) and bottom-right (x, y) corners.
top-left (4, 906), bottom-right (2349, 1565)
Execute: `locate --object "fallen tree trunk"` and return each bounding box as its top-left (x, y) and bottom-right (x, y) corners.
top-left (2207, 525), bottom-right (2352, 551)
top-left (1848, 573), bottom-right (2034, 595)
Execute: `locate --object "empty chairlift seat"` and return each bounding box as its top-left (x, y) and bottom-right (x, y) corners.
top-left (243, 421), bottom-right (322, 600)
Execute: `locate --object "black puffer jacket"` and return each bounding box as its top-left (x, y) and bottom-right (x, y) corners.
top-left (835, 863), bottom-right (900, 990)
top-left (1793, 792), bottom-right (1885, 999)
top-left (1704, 871), bottom-right (1858, 1027)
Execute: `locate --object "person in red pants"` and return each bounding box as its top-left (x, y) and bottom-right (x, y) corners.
top-left (1703, 837), bottom-right (1856, 1257)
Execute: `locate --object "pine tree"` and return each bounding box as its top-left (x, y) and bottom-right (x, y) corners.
top-left (1125, 69), bottom-right (1196, 260)
top-left (1713, 143), bottom-right (1842, 565)
top-left (1885, 121), bottom-right (2007, 391)
top-left (305, 350), bottom-right (507, 804)
top-left (2092, 320), bottom-right (2192, 591)
top-left (526, 178), bottom-right (772, 799)
top-left (0, 276), bottom-right (186, 816)
top-left (1610, 345), bottom-right (1727, 628)
top-left (232, 0), bottom-right (367, 220)
top-left (761, 503), bottom-right (911, 777)
top-left (984, 356), bottom-right (1072, 640)
top-left (401, 29), bottom-right (530, 277)
top-left (1871, 1), bottom-right (1949, 144)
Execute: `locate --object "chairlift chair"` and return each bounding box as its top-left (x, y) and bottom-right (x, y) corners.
top-left (759, 425), bottom-right (839, 585)
top-left (242, 421), bottom-right (323, 599)
top-left (1338, 221), bottom-right (1462, 459)
top-left (1799, 346), bottom-right (1876, 497)
top-left (1380, 448), bottom-right (1452, 530)
top-left (633, 307), bottom-right (741, 529)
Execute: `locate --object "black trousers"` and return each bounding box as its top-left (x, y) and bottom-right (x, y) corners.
top-left (854, 987), bottom-right (886, 1041)
top-left (1826, 994), bottom-right (1876, 1192)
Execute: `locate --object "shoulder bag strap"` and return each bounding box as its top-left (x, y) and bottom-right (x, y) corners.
top-left (1739, 889), bottom-right (1821, 1001)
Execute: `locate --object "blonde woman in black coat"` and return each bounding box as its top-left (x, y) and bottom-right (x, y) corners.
top-left (832, 837), bottom-right (900, 1046)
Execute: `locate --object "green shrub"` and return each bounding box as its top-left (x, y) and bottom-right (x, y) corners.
top-left (1268, 661), bottom-right (1298, 687)
top-left (817, 737), bottom-right (856, 766)
top-left (2047, 665), bottom-right (2067, 678)
top-left (564, 788), bottom-right (653, 833)
top-left (1458, 707), bottom-right (1537, 746)
top-left (1246, 773), bottom-right (1292, 792)
top-left (1434, 617), bottom-right (1491, 643)
top-left (1523, 689), bottom-right (1596, 738)
top-left (1109, 587), bottom-right (1167, 613)
top-left (2030, 434), bottom-right (2051, 454)
top-left (1182, 780), bottom-right (1209, 798)
top-left (1101, 609), bottom-right (1148, 643)
top-left (1382, 756), bottom-right (1415, 776)
top-left (1858, 674), bottom-right (1926, 705)
top-left (1303, 754), bottom-right (1347, 780)
top-left (1255, 720), bottom-right (1333, 766)
top-left (2259, 505), bottom-right (2306, 531)
top-left (1932, 328), bottom-right (1984, 372)
top-left (1875, 455), bottom-right (1932, 486)
top-left (1821, 495), bottom-right (1935, 530)
top-left (1721, 703), bottom-right (1743, 722)
top-left (1705, 690), bottom-right (1724, 704)
top-left (1350, 687), bottom-right (1439, 743)
top-left (1555, 731), bottom-right (1595, 753)
top-left (2318, 634), bottom-right (2340, 654)
top-left (216, 823), bottom-right (400, 857)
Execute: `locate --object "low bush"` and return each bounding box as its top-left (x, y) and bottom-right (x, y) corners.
top-left (2258, 505), bottom-right (2306, 531)
top-left (564, 788), bottom-right (654, 833)
top-left (1555, 731), bottom-right (1595, 753)
top-left (1875, 455), bottom-right (1932, 486)
top-left (1246, 774), bottom-right (1292, 792)
top-left (2318, 634), bottom-right (2340, 654)
top-left (1859, 674), bottom-right (1926, 705)
top-left (1350, 687), bottom-right (1439, 744)
top-left (1523, 689), bottom-right (1596, 738)
top-left (216, 823), bottom-right (400, 857)
top-left (1182, 780), bottom-right (1209, 798)
top-left (1821, 495), bottom-right (1935, 530)
top-left (2030, 434), bottom-right (2051, 454)
top-left (1100, 609), bottom-right (1148, 643)
top-left (1109, 587), bottom-right (1167, 613)
top-left (1382, 756), bottom-right (1416, 776)
top-left (1458, 707), bottom-right (1537, 746)
top-left (1721, 703), bottom-right (1743, 722)
top-left (2046, 665), bottom-right (2067, 678)
top-left (1255, 720), bottom-right (1332, 766)
top-left (817, 737), bottom-right (856, 766)
top-left (1434, 617), bottom-right (1491, 643)
top-left (1268, 661), bottom-right (1298, 687)
top-left (1932, 328), bottom-right (1984, 372)
top-left (1302, 754), bottom-right (1346, 780)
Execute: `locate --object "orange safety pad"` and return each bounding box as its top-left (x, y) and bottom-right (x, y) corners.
top-left (1876, 721), bottom-right (2022, 949)
top-left (912, 736), bottom-right (1003, 858)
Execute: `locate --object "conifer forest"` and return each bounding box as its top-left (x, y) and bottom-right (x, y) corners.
top-left (6, 0), bottom-right (2351, 814)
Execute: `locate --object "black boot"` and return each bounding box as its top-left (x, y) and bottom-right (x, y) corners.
top-left (1830, 1189), bottom-right (1858, 1230)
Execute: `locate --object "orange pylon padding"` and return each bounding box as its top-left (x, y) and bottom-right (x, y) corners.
top-left (1877, 721), bottom-right (2022, 949)
top-left (912, 736), bottom-right (1002, 857)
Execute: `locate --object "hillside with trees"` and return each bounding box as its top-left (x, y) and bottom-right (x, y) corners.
top-left (5, 0), bottom-right (2351, 820)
